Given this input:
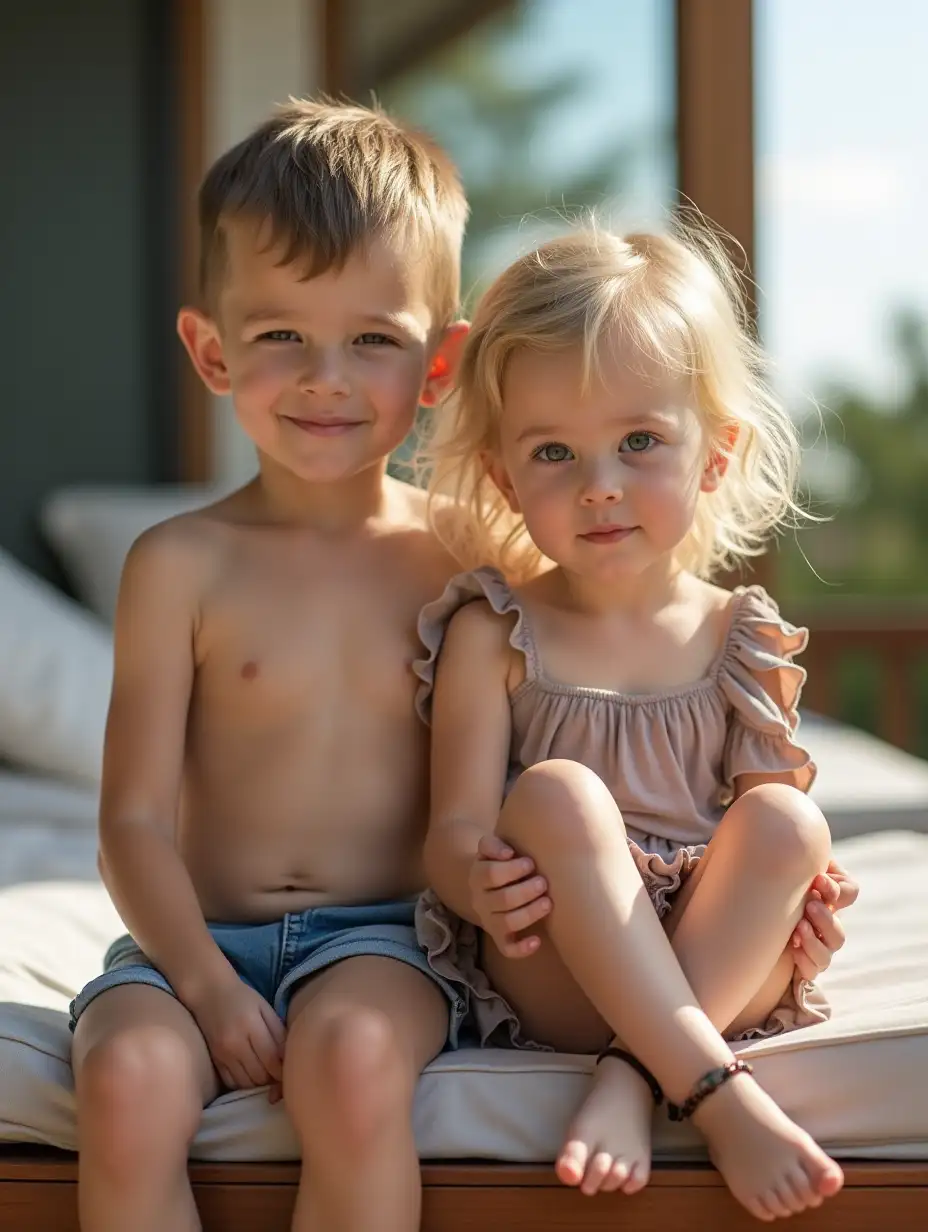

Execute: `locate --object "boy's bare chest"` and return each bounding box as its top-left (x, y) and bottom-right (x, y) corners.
top-left (194, 549), bottom-right (432, 716)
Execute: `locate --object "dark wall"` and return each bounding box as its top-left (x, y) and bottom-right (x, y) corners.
top-left (0, 0), bottom-right (176, 579)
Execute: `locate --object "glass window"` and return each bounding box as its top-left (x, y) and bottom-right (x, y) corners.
top-left (755, 0), bottom-right (928, 600)
top-left (347, 0), bottom-right (675, 303)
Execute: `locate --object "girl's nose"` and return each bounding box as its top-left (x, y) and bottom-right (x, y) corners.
top-left (580, 461), bottom-right (624, 505)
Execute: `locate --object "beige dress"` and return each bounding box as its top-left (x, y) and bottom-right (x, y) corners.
top-left (414, 566), bottom-right (829, 1049)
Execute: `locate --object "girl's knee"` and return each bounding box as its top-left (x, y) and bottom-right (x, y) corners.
top-left (503, 760), bottom-right (623, 851)
top-left (286, 1004), bottom-right (410, 1147)
top-left (729, 783), bottom-right (830, 878)
top-left (76, 1028), bottom-right (202, 1162)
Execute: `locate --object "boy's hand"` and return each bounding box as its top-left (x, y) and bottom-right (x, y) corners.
top-left (187, 975), bottom-right (286, 1101)
top-left (469, 834), bottom-right (551, 959)
top-left (789, 861), bottom-right (858, 983)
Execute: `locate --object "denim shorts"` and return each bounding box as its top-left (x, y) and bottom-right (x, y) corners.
top-left (69, 898), bottom-right (465, 1044)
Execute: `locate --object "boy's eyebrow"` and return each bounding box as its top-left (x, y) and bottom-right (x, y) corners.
top-left (516, 410), bottom-right (679, 443)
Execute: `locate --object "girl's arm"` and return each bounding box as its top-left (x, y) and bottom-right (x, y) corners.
top-left (424, 600), bottom-right (547, 951)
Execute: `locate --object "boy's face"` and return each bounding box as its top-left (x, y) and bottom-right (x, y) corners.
top-left (180, 219), bottom-right (460, 485)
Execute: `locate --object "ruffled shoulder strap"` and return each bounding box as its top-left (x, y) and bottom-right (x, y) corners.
top-left (413, 567), bottom-right (538, 725)
top-left (719, 585), bottom-right (816, 795)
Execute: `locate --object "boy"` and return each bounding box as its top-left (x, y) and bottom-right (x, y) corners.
top-left (70, 98), bottom-right (469, 1232)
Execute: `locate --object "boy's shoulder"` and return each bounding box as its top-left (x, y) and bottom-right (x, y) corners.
top-left (121, 491), bottom-right (245, 596)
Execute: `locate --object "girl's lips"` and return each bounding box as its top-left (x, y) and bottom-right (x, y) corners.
top-left (579, 526), bottom-right (637, 544)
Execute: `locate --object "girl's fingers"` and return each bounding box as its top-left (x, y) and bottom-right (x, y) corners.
top-left (796, 918), bottom-right (831, 974)
top-left (490, 877), bottom-right (548, 912)
top-left (502, 896), bottom-right (552, 935)
top-left (808, 901), bottom-right (846, 951)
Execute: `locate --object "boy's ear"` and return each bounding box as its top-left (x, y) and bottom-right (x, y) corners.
top-left (701, 423), bottom-right (740, 494)
top-left (177, 307), bottom-right (231, 395)
top-left (419, 320), bottom-right (470, 407)
top-left (485, 454), bottom-right (521, 513)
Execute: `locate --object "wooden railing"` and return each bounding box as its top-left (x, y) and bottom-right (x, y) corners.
top-left (796, 600), bottom-right (928, 755)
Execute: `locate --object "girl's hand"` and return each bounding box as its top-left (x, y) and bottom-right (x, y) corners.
top-left (789, 861), bottom-right (858, 982)
top-left (469, 834), bottom-right (552, 959)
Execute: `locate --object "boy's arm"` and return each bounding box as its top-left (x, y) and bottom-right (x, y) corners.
top-left (423, 602), bottom-right (539, 930)
top-left (98, 524), bottom-right (234, 1009)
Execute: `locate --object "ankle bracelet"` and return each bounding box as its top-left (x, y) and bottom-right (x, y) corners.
top-left (667, 1060), bottom-right (754, 1122)
top-left (595, 1046), bottom-right (664, 1106)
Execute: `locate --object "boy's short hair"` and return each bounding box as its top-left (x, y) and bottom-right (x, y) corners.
top-left (198, 97), bottom-right (468, 328)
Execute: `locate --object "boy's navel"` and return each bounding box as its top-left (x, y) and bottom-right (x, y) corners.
top-left (241, 661), bottom-right (259, 680)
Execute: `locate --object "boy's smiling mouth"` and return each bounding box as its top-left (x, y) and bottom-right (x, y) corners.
top-left (283, 415), bottom-right (365, 436)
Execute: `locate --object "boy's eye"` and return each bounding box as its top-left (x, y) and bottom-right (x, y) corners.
top-left (256, 330), bottom-right (301, 343)
top-left (621, 432), bottom-right (657, 453)
top-left (355, 332), bottom-right (396, 346)
top-left (531, 442), bottom-right (574, 463)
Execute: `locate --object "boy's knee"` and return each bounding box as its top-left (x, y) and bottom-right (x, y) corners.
top-left (732, 783), bottom-right (830, 878)
top-left (77, 1027), bottom-right (202, 1157)
top-left (287, 1003), bottom-right (410, 1146)
top-left (504, 759), bottom-right (622, 851)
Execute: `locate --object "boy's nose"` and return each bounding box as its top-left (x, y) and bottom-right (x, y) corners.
top-left (298, 350), bottom-right (350, 397)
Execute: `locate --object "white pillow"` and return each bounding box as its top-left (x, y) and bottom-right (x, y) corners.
top-left (41, 485), bottom-right (224, 622)
top-left (0, 549), bottom-right (112, 786)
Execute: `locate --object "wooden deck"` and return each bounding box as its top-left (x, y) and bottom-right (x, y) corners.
top-left (1, 1149), bottom-right (927, 1231)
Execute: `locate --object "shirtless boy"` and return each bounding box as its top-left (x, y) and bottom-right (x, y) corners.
top-left (69, 99), bottom-right (469, 1232)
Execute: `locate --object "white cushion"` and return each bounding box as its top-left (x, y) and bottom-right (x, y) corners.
top-left (0, 550), bottom-right (111, 786)
top-left (41, 485), bottom-right (225, 622)
top-left (1, 831), bottom-right (927, 1161)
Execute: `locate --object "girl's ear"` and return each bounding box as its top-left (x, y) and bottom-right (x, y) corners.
top-left (701, 423), bottom-right (740, 493)
top-left (420, 320), bottom-right (470, 407)
top-left (177, 307), bottom-right (231, 395)
top-left (485, 454), bottom-right (521, 513)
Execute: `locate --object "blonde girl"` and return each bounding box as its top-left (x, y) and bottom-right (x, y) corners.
top-left (414, 227), bottom-right (858, 1222)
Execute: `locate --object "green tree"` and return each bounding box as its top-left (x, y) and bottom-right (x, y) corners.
top-left (778, 309), bottom-right (928, 599)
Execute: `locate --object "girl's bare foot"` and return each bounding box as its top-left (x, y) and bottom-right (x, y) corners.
top-left (555, 1056), bottom-right (654, 1196)
top-left (692, 1073), bottom-right (844, 1221)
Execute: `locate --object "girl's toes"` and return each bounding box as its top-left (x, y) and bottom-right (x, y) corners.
top-left (622, 1161), bottom-right (650, 1196)
top-left (786, 1162), bottom-right (816, 1210)
top-left (555, 1139), bottom-right (588, 1187)
top-left (775, 1180), bottom-right (804, 1215)
top-left (598, 1159), bottom-right (629, 1193)
top-left (760, 1186), bottom-right (791, 1220)
top-left (580, 1151), bottom-right (614, 1196)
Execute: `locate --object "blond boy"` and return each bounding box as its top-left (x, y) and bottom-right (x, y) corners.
top-left (70, 99), bottom-right (469, 1232)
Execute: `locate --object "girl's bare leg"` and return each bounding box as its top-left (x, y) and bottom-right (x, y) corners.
top-left (483, 761), bottom-right (843, 1222)
top-left (565, 783), bottom-right (832, 1215)
top-left (72, 985), bottom-right (217, 1232)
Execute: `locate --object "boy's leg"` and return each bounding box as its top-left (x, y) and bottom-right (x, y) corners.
top-left (481, 760), bottom-right (842, 1220)
top-left (72, 984), bottom-right (218, 1232)
top-left (283, 955), bottom-right (447, 1232)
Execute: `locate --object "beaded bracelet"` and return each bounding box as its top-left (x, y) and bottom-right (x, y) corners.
top-left (596, 1045), bottom-right (664, 1106)
top-left (667, 1060), bottom-right (754, 1122)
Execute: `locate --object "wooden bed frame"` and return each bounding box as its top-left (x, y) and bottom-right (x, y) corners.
top-left (1, 1150), bottom-right (926, 1230)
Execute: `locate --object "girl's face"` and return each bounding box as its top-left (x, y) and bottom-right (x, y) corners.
top-left (491, 338), bottom-right (724, 581)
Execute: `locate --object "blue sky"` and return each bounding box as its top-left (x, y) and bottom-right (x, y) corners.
top-left (755, 0), bottom-right (928, 408)
top-left (391, 0), bottom-right (923, 415)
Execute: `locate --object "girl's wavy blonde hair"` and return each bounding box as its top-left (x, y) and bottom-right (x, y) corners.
top-left (422, 223), bottom-right (804, 583)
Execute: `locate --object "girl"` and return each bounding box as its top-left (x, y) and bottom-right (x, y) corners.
top-left (415, 227), bottom-right (857, 1222)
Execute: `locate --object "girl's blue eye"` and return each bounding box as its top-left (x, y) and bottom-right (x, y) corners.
top-left (621, 432), bottom-right (656, 453)
top-left (532, 442), bottom-right (574, 463)
top-left (258, 330), bottom-right (300, 343)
